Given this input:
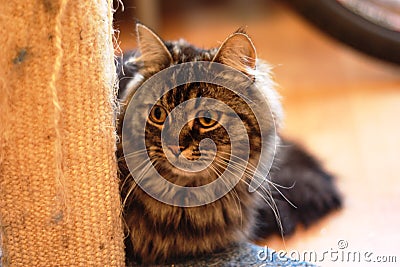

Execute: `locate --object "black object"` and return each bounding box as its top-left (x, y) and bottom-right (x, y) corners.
top-left (285, 0), bottom-right (400, 64)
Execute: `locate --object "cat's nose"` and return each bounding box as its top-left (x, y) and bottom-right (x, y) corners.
top-left (167, 145), bottom-right (182, 157)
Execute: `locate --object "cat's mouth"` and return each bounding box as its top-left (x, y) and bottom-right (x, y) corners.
top-left (166, 145), bottom-right (200, 160)
top-left (152, 154), bottom-right (226, 186)
top-left (145, 142), bottom-right (232, 186)
top-left (164, 143), bottom-right (201, 157)
top-left (161, 144), bottom-right (212, 171)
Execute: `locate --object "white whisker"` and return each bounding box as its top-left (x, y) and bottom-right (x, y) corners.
top-left (120, 157), bottom-right (149, 190)
top-left (122, 161), bottom-right (154, 207)
top-left (118, 148), bottom-right (149, 162)
top-left (209, 163), bottom-right (243, 227)
top-left (213, 157), bottom-right (284, 238)
top-left (217, 153), bottom-right (297, 208)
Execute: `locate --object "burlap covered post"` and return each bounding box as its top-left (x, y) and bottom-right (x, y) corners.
top-left (0, 0), bottom-right (125, 266)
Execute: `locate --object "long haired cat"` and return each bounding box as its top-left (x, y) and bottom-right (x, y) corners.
top-left (117, 23), bottom-right (341, 265)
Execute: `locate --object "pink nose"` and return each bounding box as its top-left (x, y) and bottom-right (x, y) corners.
top-left (167, 145), bottom-right (182, 156)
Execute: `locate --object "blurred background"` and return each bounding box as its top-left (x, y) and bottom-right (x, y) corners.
top-left (114, 0), bottom-right (400, 266)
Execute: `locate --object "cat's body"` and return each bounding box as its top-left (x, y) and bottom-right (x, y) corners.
top-left (117, 24), bottom-right (341, 265)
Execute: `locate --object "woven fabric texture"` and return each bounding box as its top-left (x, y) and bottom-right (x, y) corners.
top-left (0, 0), bottom-right (124, 266)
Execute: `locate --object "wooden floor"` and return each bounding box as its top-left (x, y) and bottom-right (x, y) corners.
top-left (117, 1), bottom-right (400, 266)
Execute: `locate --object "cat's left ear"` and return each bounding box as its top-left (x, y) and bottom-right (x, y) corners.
top-left (212, 30), bottom-right (256, 77)
top-left (135, 23), bottom-right (173, 73)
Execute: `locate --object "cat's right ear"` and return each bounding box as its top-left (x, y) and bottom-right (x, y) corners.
top-left (135, 23), bottom-right (173, 73)
top-left (212, 30), bottom-right (256, 78)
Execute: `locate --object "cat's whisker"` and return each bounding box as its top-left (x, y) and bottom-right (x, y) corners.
top-left (201, 158), bottom-right (218, 184)
top-left (118, 75), bottom-right (139, 82)
top-left (122, 161), bottom-right (154, 207)
top-left (120, 156), bottom-right (150, 190)
top-left (118, 148), bottom-right (149, 162)
top-left (213, 156), bottom-right (274, 194)
top-left (218, 151), bottom-right (268, 175)
top-left (216, 154), bottom-right (297, 209)
top-left (212, 159), bottom-right (283, 235)
top-left (226, 185), bottom-right (244, 228)
top-left (215, 160), bottom-right (281, 228)
top-left (213, 158), bottom-right (284, 231)
top-left (208, 163), bottom-right (243, 227)
top-left (120, 171), bottom-right (132, 195)
top-left (239, 176), bottom-right (285, 239)
top-left (216, 154), bottom-right (269, 185)
top-left (212, 158), bottom-right (265, 200)
top-left (218, 152), bottom-right (296, 190)
top-left (129, 160), bottom-right (161, 198)
top-left (218, 151), bottom-right (269, 173)
top-left (210, 164), bottom-right (242, 207)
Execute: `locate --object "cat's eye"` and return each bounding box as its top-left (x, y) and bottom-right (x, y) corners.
top-left (149, 105), bottom-right (167, 124)
top-left (197, 110), bottom-right (219, 128)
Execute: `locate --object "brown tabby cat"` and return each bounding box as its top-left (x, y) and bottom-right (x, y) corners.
top-left (116, 23), bottom-right (341, 265)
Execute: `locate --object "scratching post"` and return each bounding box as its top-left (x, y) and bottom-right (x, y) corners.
top-left (0, 0), bottom-right (124, 266)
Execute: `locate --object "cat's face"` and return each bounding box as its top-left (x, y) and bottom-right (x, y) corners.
top-left (144, 82), bottom-right (261, 188)
top-left (119, 24), bottom-right (282, 207)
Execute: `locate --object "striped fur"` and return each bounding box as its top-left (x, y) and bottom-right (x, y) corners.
top-left (117, 24), bottom-right (341, 265)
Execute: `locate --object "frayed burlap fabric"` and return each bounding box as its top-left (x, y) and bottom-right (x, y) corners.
top-left (0, 0), bottom-right (125, 266)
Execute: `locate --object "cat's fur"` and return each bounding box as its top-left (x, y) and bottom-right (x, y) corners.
top-left (117, 24), bottom-right (341, 265)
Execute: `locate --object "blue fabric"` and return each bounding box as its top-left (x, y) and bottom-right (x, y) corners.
top-left (129, 242), bottom-right (315, 267)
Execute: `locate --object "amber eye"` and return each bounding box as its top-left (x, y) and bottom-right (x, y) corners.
top-left (197, 110), bottom-right (219, 128)
top-left (149, 105), bottom-right (167, 124)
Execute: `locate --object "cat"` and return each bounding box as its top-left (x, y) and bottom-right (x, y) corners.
top-left (116, 23), bottom-right (341, 265)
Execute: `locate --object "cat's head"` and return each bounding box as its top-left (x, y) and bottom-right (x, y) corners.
top-left (120, 23), bottom-right (282, 207)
